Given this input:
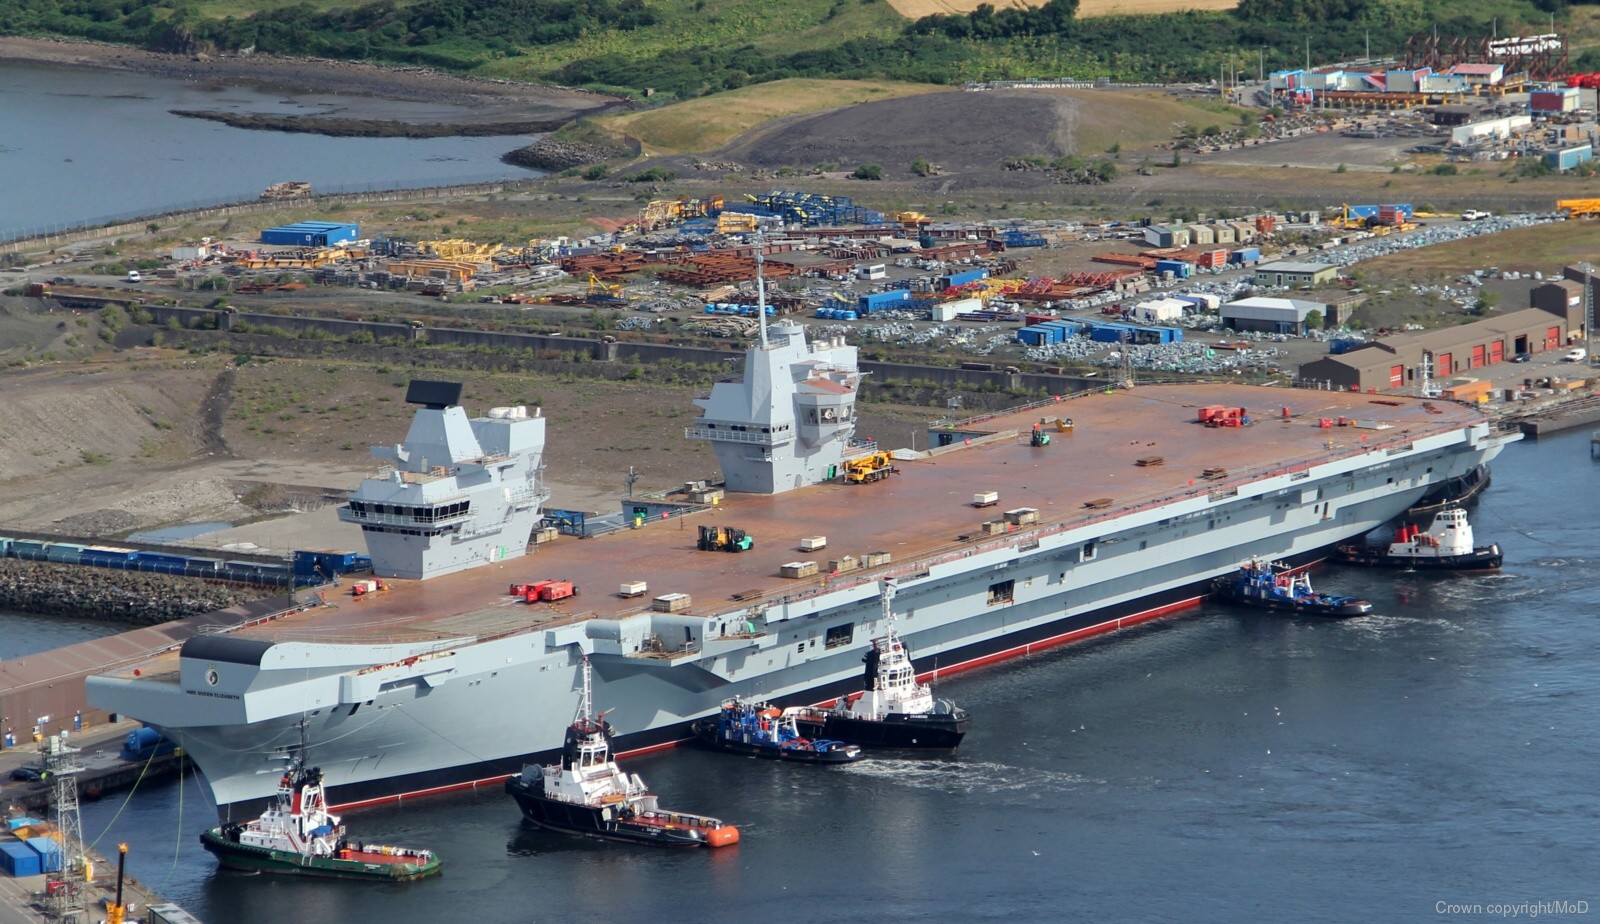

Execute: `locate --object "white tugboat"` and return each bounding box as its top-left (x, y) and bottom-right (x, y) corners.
top-left (1334, 506), bottom-right (1503, 571)
top-left (788, 580), bottom-right (970, 749)
top-left (200, 734), bottom-right (440, 880)
top-left (506, 659), bottom-right (740, 848)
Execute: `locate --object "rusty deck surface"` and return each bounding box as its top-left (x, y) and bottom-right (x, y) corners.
top-left (107, 384), bottom-right (1485, 676)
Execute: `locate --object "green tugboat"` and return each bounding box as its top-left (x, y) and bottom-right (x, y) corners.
top-left (200, 750), bottom-right (440, 881)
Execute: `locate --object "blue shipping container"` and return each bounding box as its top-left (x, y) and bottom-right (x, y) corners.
top-left (260, 221), bottom-right (360, 247)
top-left (44, 543), bottom-right (83, 564)
top-left (1, 841), bottom-right (41, 877)
top-left (943, 269), bottom-right (990, 289)
top-left (1017, 327), bottom-right (1053, 346)
top-left (25, 838), bottom-right (62, 874)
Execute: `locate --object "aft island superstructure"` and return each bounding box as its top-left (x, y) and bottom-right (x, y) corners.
top-left (88, 320), bottom-right (1515, 817)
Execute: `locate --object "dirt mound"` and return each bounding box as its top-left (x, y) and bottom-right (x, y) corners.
top-left (722, 90), bottom-right (1079, 179)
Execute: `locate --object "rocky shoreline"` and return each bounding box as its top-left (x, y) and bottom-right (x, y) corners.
top-left (0, 560), bottom-right (274, 626)
top-left (172, 109), bottom-right (581, 139)
top-left (501, 136), bottom-right (633, 171)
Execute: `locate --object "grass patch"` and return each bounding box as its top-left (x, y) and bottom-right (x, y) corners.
top-left (1362, 221), bottom-right (1600, 280)
top-left (596, 79), bottom-right (943, 153)
top-left (475, 0), bottom-right (905, 87)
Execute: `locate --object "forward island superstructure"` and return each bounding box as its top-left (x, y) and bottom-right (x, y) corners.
top-left (89, 320), bottom-right (1516, 818)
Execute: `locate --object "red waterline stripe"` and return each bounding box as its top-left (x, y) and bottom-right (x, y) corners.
top-left (328, 592), bottom-right (1212, 812)
top-left (915, 594), bottom-right (1206, 682)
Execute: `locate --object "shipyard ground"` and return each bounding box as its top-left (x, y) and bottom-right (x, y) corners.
top-left (0, 723), bottom-right (174, 924)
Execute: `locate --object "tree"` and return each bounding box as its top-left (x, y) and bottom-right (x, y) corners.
top-left (1304, 309), bottom-right (1324, 330)
top-left (852, 163), bottom-right (884, 180)
top-left (910, 157), bottom-right (933, 176)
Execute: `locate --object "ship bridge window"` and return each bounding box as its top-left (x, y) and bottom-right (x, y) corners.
top-left (825, 624), bottom-right (853, 649)
top-left (1080, 541), bottom-right (1097, 562)
top-left (988, 579), bottom-right (1015, 605)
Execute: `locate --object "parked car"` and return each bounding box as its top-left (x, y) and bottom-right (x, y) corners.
top-left (1562, 347), bottom-right (1588, 363)
top-left (1511, 351), bottom-right (1532, 363)
top-left (9, 767), bottom-right (44, 782)
top-left (126, 270), bottom-right (142, 283)
top-left (1460, 210), bottom-right (1491, 221)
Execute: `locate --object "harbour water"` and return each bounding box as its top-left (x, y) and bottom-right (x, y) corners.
top-left (0, 62), bottom-right (538, 240)
top-left (30, 428), bottom-right (1588, 921)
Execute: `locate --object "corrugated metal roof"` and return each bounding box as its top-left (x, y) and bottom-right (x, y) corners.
top-left (1256, 261), bottom-right (1336, 274)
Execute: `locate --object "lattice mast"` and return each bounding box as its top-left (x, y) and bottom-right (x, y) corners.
top-left (41, 734), bottom-right (87, 922)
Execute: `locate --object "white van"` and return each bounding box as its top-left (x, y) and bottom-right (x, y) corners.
top-left (126, 270), bottom-right (142, 283)
top-left (1563, 347), bottom-right (1588, 363)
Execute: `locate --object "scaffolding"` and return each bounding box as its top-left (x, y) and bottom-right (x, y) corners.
top-left (41, 735), bottom-right (87, 922)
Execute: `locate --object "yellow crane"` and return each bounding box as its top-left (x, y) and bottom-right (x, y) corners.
top-left (586, 273), bottom-right (624, 299)
top-left (843, 451), bottom-right (897, 484)
top-left (1557, 198), bottom-right (1600, 218)
top-left (106, 844), bottom-right (129, 924)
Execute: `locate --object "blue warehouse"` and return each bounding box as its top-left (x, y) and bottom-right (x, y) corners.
top-left (260, 221), bottom-right (360, 247)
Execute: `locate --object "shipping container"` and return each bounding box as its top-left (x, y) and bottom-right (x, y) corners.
top-left (1229, 247), bottom-right (1262, 265)
top-left (1017, 326), bottom-right (1056, 346)
top-left (25, 838), bottom-right (62, 874)
top-left (0, 841), bottom-right (41, 878)
top-left (43, 543), bottom-right (83, 564)
top-left (1545, 145), bottom-right (1593, 172)
top-left (941, 269), bottom-right (989, 289)
top-left (857, 290), bottom-right (912, 314)
top-left (6, 818), bottom-right (43, 831)
top-left (1154, 259), bottom-right (1192, 279)
top-left (10, 540), bottom-right (46, 560)
top-left (1530, 87), bottom-right (1581, 113)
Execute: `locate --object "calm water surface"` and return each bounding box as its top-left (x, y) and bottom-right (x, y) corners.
top-left (0, 63), bottom-right (537, 238)
top-left (24, 429), bottom-right (1598, 921)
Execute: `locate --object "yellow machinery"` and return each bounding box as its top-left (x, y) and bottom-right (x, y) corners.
top-left (586, 273), bottom-right (624, 300)
top-left (1557, 198), bottom-right (1600, 218)
top-left (698, 524), bottom-right (754, 552)
top-left (106, 844), bottom-right (129, 924)
top-left (420, 239), bottom-right (503, 262)
top-left (843, 451), bottom-right (897, 484)
top-left (717, 212), bottom-right (759, 234)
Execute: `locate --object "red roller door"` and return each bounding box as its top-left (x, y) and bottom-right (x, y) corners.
top-left (1470, 345), bottom-right (1485, 368)
top-left (1438, 352), bottom-right (1453, 376)
top-left (1389, 365), bottom-right (1405, 387)
top-left (1489, 341), bottom-right (1504, 364)
top-left (1547, 327), bottom-right (1562, 349)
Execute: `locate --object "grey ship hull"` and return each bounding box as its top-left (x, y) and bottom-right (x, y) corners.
top-left (89, 432), bottom-right (1505, 819)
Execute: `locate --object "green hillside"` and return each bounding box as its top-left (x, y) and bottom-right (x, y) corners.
top-left (0, 0), bottom-right (1585, 101)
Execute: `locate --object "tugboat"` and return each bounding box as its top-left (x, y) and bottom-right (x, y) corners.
top-left (1334, 506), bottom-right (1502, 571)
top-left (1212, 558), bottom-right (1373, 618)
top-left (691, 699), bottom-right (863, 764)
top-left (200, 736), bottom-right (440, 880)
top-left (505, 659), bottom-right (739, 848)
top-left (787, 580), bottom-right (969, 750)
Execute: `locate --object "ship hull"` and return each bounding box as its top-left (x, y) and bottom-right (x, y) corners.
top-left (90, 430), bottom-right (1510, 820)
top-left (790, 711), bottom-right (970, 750)
top-left (1333, 545), bottom-right (1503, 571)
top-left (688, 721), bottom-right (862, 763)
top-left (198, 829), bottom-right (440, 881)
top-left (504, 779), bottom-right (719, 848)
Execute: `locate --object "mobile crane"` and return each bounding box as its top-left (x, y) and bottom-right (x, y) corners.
top-left (842, 451), bottom-right (898, 484)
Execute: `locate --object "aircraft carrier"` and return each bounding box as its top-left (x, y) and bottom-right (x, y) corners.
top-left (88, 319), bottom-right (1513, 818)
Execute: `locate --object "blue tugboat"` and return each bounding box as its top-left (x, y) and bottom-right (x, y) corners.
top-left (691, 699), bottom-right (863, 764)
top-left (1212, 558), bottom-right (1372, 618)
